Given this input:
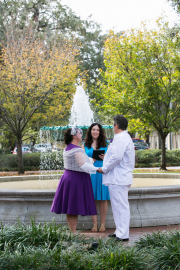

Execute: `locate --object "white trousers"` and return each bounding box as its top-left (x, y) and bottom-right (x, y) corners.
top-left (108, 184), bottom-right (131, 239)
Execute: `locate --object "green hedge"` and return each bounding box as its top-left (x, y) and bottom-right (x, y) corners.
top-left (0, 149), bottom-right (11, 155)
top-left (0, 152), bottom-right (63, 171)
top-left (135, 149), bottom-right (180, 168)
top-left (0, 149), bottom-right (180, 171)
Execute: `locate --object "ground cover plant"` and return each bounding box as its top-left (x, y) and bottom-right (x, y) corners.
top-left (135, 229), bottom-right (180, 270)
top-left (0, 220), bottom-right (146, 270)
top-left (0, 220), bottom-right (180, 269)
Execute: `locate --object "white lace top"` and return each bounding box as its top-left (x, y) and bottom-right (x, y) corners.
top-left (63, 147), bottom-right (98, 174)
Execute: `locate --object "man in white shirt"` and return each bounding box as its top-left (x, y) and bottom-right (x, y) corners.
top-left (98, 115), bottom-right (135, 241)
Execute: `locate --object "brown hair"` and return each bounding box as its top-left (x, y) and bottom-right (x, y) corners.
top-left (84, 123), bottom-right (107, 149)
top-left (64, 128), bottom-right (73, 145)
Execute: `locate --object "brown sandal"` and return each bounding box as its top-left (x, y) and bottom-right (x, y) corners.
top-left (91, 223), bottom-right (98, 232)
top-left (99, 224), bottom-right (106, 232)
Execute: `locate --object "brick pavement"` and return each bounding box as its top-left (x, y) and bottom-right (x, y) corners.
top-left (80, 225), bottom-right (180, 245)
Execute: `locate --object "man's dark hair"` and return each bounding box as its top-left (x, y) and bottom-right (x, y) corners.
top-left (113, 115), bottom-right (128, 130)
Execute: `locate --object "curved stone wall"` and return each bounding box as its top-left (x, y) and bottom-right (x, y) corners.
top-left (0, 177), bottom-right (180, 229)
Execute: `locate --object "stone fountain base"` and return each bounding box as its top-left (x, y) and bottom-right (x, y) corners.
top-left (0, 179), bottom-right (180, 229)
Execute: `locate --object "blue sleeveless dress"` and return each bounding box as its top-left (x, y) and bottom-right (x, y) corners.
top-left (84, 144), bottom-right (110, 201)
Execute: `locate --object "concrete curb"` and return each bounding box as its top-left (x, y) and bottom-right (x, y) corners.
top-left (0, 174), bottom-right (63, 182)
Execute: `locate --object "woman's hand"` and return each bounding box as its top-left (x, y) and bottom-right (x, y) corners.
top-left (98, 154), bottom-right (105, 160)
top-left (97, 168), bottom-right (104, 174)
top-left (92, 158), bottom-right (96, 162)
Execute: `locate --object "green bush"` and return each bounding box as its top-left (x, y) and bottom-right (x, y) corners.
top-left (0, 152), bottom-right (64, 171)
top-left (135, 149), bottom-right (180, 168)
top-left (0, 149), bottom-right (11, 155)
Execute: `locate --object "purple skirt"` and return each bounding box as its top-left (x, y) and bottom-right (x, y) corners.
top-left (51, 169), bottom-right (97, 216)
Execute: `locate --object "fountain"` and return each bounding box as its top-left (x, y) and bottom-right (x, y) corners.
top-left (0, 86), bottom-right (180, 228)
top-left (69, 85), bottom-right (94, 126)
top-left (1, 173), bottom-right (180, 228)
top-left (37, 85), bottom-right (113, 187)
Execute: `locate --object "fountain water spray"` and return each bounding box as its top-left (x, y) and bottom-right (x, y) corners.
top-left (37, 85), bottom-right (113, 187)
top-left (69, 86), bottom-right (94, 126)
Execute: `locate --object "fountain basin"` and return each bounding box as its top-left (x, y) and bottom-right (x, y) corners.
top-left (0, 173), bottom-right (180, 229)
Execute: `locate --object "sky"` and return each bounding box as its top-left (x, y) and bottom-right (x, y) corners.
top-left (60, 0), bottom-right (179, 33)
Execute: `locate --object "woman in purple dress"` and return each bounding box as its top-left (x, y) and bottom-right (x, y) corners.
top-left (51, 127), bottom-right (98, 233)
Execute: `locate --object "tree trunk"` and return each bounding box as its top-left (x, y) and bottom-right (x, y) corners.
top-left (145, 132), bottom-right (150, 145)
top-left (129, 132), bottom-right (135, 138)
top-left (17, 138), bottom-right (24, 174)
top-left (160, 136), bottom-right (166, 170)
top-left (158, 135), bottom-right (162, 149)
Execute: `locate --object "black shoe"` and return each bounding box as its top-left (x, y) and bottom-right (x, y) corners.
top-left (108, 233), bottom-right (116, 238)
top-left (115, 237), bottom-right (129, 242)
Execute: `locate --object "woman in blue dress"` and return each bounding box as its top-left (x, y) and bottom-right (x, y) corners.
top-left (82, 123), bottom-right (110, 232)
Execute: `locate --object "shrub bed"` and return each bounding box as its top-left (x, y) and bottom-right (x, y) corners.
top-left (135, 229), bottom-right (180, 269)
top-left (135, 149), bottom-right (180, 168)
top-left (0, 152), bottom-right (63, 171)
top-left (0, 220), bottom-right (179, 269)
top-left (0, 220), bottom-right (146, 270)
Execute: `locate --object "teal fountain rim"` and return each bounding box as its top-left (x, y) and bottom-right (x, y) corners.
top-left (40, 125), bottom-right (113, 130)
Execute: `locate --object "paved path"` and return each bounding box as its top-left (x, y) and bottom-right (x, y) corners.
top-left (80, 225), bottom-right (180, 245)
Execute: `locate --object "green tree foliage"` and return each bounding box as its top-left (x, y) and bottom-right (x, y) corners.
top-left (167, 0), bottom-right (180, 13)
top-left (0, 130), bottom-right (16, 153)
top-left (0, 0), bottom-right (106, 159)
top-left (0, 0), bottom-right (106, 97)
top-left (95, 19), bottom-right (180, 169)
top-left (0, 23), bottom-right (79, 173)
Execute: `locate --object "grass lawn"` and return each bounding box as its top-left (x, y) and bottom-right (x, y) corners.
top-left (133, 169), bottom-right (180, 173)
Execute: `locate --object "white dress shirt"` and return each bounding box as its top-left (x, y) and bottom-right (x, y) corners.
top-left (102, 130), bottom-right (135, 186)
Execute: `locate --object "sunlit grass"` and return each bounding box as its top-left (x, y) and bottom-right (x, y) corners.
top-left (133, 169), bottom-right (180, 173)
